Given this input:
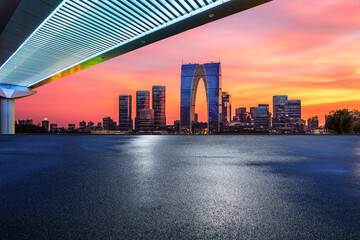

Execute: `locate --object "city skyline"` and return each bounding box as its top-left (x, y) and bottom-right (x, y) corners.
top-left (14, 0), bottom-right (360, 127)
top-left (15, 92), bottom-right (313, 132)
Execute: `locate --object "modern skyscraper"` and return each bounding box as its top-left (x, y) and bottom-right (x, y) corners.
top-left (135, 90), bottom-right (150, 130)
top-left (152, 86), bottom-right (166, 127)
top-left (222, 92), bottom-right (231, 123)
top-left (119, 95), bottom-right (133, 131)
top-left (138, 109), bottom-right (154, 131)
top-left (253, 106), bottom-right (269, 130)
top-left (180, 62), bottom-right (222, 133)
top-left (258, 104), bottom-right (271, 129)
top-left (42, 118), bottom-right (49, 132)
top-left (272, 95), bottom-right (288, 131)
top-left (286, 100), bottom-right (301, 131)
top-left (286, 100), bottom-right (301, 119)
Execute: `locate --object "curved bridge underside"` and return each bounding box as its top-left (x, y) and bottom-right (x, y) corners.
top-left (0, 0), bottom-right (272, 89)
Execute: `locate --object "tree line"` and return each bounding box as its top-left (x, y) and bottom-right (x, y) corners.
top-left (325, 109), bottom-right (360, 134)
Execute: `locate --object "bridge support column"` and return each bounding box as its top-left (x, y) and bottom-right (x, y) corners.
top-left (0, 84), bottom-right (36, 134)
top-left (0, 98), bottom-right (15, 134)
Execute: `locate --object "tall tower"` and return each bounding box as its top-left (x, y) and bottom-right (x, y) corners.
top-left (152, 86), bottom-right (166, 127)
top-left (254, 105), bottom-right (269, 130)
top-left (272, 95), bottom-right (288, 131)
top-left (180, 62), bottom-right (222, 133)
top-left (286, 99), bottom-right (301, 131)
top-left (119, 95), bottom-right (133, 131)
top-left (222, 91), bottom-right (231, 123)
top-left (42, 118), bottom-right (49, 132)
top-left (135, 90), bottom-right (150, 130)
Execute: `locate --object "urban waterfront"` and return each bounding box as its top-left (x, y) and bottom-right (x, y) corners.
top-left (0, 135), bottom-right (359, 239)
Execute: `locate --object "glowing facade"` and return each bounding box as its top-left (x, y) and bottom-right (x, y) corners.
top-left (180, 63), bottom-right (222, 133)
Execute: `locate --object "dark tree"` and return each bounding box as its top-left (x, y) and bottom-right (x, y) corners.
top-left (325, 109), bottom-right (353, 134)
top-left (353, 120), bottom-right (360, 134)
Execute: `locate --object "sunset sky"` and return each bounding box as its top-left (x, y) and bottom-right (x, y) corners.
top-left (16, 0), bottom-right (360, 127)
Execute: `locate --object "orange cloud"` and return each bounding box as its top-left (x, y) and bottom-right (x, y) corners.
top-left (16, 0), bottom-right (360, 127)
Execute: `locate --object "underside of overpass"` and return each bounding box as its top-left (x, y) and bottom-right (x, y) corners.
top-left (0, 0), bottom-right (272, 134)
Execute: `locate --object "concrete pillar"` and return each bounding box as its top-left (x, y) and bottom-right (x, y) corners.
top-left (0, 98), bottom-right (15, 134)
top-left (0, 84), bottom-right (37, 134)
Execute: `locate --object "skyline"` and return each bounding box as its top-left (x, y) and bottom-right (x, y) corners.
top-left (15, 0), bottom-right (360, 127)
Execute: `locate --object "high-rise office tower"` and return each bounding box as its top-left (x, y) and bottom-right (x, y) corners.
top-left (272, 95), bottom-right (288, 131)
top-left (138, 109), bottom-right (154, 131)
top-left (119, 95), bottom-right (133, 131)
top-left (286, 100), bottom-right (301, 131)
top-left (286, 100), bottom-right (301, 119)
top-left (152, 86), bottom-right (166, 127)
top-left (135, 90), bottom-right (150, 130)
top-left (258, 104), bottom-right (271, 129)
top-left (253, 106), bottom-right (269, 130)
top-left (222, 92), bottom-right (231, 123)
top-left (42, 118), bottom-right (49, 132)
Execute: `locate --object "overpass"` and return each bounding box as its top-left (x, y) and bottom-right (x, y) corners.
top-left (0, 0), bottom-right (272, 134)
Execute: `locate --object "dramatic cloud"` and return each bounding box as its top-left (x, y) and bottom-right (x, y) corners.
top-left (16, 0), bottom-right (360, 126)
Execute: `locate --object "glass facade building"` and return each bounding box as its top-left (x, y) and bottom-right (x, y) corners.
top-left (286, 100), bottom-right (301, 119)
top-left (272, 95), bottom-right (288, 131)
top-left (222, 92), bottom-right (231, 123)
top-left (138, 109), bottom-right (154, 131)
top-left (119, 95), bottom-right (133, 131)
top-left (258, 104), bottom-right (271, 129)
top-left (180, 63), bottom-right (222, 133)
top-left (135, 90), bottom-right (150, 130)
top-left (253, 106), bottom-right (269, 130)
top-left (152, 86), bottom-right (166, 127)
top-left (286, 100), bottom-right (301, 131)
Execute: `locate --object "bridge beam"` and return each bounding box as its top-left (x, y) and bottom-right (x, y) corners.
top-left (0, 84), bottom-right (36, 134)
